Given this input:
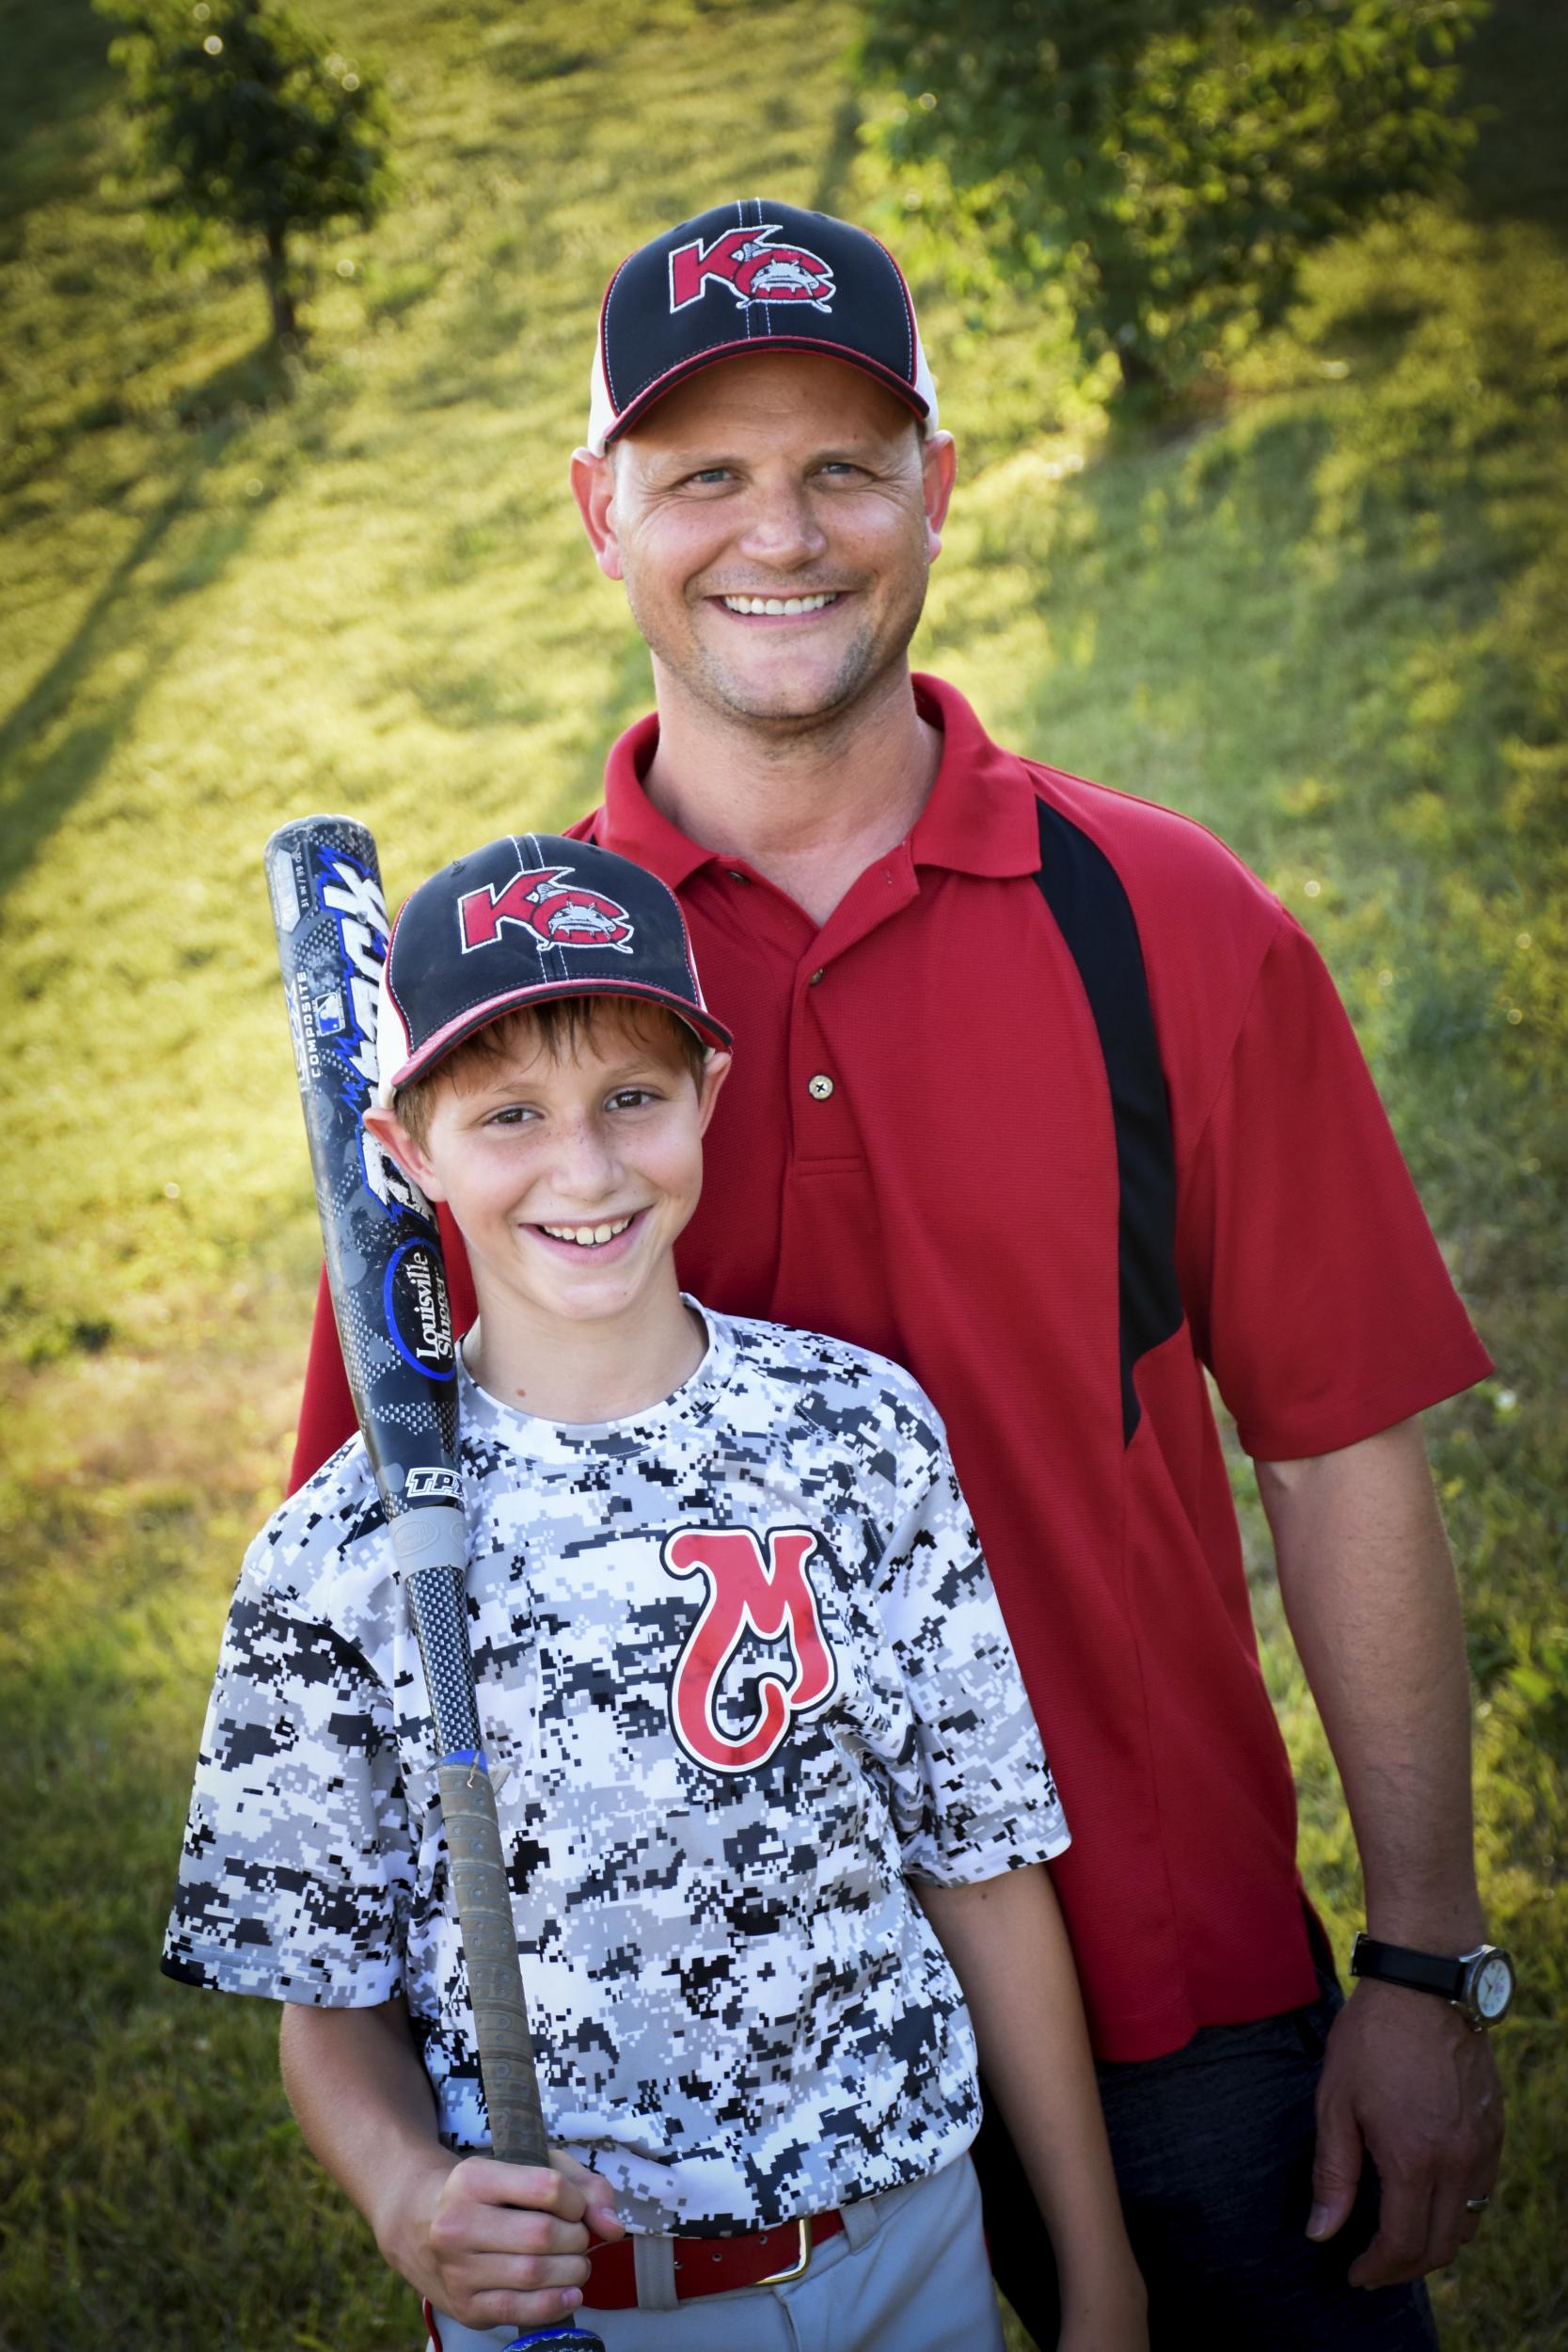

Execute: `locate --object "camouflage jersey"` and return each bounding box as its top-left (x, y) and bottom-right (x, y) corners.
top-left (163, 1307), bottom-right (1069, 2233)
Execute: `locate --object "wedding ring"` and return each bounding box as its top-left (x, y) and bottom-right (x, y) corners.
top-left (1464, 2196), bottom-right (1491, 2213)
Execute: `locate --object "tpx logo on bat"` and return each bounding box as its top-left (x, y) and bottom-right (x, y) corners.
top-left (668, 222), bottom-right (836, 312)
top-left (458, 866), bottom-right (637, 955)
top-left (662, 1525), bottom-right (838, 1772)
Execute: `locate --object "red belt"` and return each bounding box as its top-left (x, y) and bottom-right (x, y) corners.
top-left (585, 2209), bottom-right (845, 2308)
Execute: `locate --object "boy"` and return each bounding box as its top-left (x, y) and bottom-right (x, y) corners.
top-left (164, 834), bottom-right (1146, 2352)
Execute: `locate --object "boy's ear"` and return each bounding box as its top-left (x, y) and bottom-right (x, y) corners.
top-left (696, 1050), bottom-right (732, 1136)
top-left (363, 1105), bottom-right (446, 1202)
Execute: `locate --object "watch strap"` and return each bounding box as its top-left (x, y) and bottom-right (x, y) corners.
top-left (1350, 1934), bottom-right (1468, 2000)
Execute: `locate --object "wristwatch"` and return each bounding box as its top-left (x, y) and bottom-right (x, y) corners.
top-left (1350, 1933), bottom-right (1515, 2029)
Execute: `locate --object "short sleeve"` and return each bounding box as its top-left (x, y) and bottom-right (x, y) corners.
top-left (874, 1444), bottom-right (1069, 1886)
top-left (162, 1538), bottom-right (411, 2005)
top-left (1178, 911), bottom-right (1492, 1459)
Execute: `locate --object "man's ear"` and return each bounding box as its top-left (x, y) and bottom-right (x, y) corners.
top-left (695, 1050), bottom-right (733, 1136)
top-left (570, 447), bottom-right (625, 581)
top-left (363, 1105), bottom-right (447, 1202)
top-left (922, 429), bottom-right (958, 559)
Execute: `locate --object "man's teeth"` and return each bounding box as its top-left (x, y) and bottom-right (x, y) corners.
top-left (721, 593), bottom-right (837, 615)
top-left (541, 1217), bottom-right (632, 1247)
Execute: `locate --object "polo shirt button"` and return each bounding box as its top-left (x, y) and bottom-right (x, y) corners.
top-left (808, 1073), bottom-right (834, 1102)
top-left (808, 967), bottom-right (825, 985)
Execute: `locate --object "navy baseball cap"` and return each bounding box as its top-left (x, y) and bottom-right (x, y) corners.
top-left (376, 834), bottom-right (732, 1105)
top-left (586, 198), bottom-right (939, 454)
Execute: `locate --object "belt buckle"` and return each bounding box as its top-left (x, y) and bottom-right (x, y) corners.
top-left (756, 2215), bottom-right (813, 2285)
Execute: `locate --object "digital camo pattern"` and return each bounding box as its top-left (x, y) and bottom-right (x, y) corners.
top-left (164, 1310), bottom-right (1068, 2233)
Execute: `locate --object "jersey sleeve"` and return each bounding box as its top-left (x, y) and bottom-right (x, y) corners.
top-left (873, 1428), bottom-right (1070, 1886)
top-left (161, 1534), bottom-right (411, 2006)
top-left (1177, 909), bottom-right (1492, 1460)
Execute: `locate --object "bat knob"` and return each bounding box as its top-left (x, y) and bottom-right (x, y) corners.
top-left (503, 2328), bottom-right (608, 2351)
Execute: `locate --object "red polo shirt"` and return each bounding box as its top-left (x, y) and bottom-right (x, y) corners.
top-left (291, 675), bottom-right (1490, 2059)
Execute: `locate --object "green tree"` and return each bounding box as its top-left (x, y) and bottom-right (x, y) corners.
top-left (97, 0), bottom-right (391, 345)
top-left (861, 0), bottom-right (1488, 401)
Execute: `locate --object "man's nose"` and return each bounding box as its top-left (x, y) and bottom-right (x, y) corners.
top-left (736, 478), bottom-right (829, 568)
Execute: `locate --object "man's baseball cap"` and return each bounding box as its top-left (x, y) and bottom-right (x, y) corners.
top-left (375, 834), bottom-right (732, 1105)
top-left (585, 198), bottom-right (939, 455)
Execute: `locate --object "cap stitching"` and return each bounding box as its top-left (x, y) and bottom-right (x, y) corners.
top-left (600, 256), bottom-right (632, 410)
top-left (867, 230), bottom-right (915, 378)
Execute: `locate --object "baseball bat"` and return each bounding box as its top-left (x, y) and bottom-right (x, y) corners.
top-left (264, 815), bottom-right (605, 2352)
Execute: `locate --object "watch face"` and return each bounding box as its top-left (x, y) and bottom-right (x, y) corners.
top-left (1473, 1952), bottom-right (1513, 2021)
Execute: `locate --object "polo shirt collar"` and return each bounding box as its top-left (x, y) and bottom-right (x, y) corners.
top-left (907, 675), bottom-right (1043, 878)
top-left (594, 672), bottom-right (1042, 886)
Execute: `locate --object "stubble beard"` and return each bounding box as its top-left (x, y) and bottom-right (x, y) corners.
top-left (626, 579), bottom-right (928, 743)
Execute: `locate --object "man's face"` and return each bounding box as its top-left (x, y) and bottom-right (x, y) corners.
top-left (572, 351), bottom-right (956, 734)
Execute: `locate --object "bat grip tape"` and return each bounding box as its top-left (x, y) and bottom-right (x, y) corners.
top-left (436, 1760), bottom-right (551, 2171)
top-left (393, 1515), bottom-right (551, 2173)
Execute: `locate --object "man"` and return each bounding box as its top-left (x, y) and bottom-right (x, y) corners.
top-left (293, 201), bottom-right (1506, 2347)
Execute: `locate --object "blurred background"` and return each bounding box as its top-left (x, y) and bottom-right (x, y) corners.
top-left (1, 1), bottom-right (1562, 2344)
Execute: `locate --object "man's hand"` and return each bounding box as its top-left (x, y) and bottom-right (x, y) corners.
top-left (1258, 1420), bottom-right (1505, 2282)
top-left (400, 2149), bottom-right (625, 2334)
top-left (1307, 1979), bottom-right (1502, 2286)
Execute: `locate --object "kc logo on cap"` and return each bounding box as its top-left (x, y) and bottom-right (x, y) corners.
top-left (458, 866), bottom-right (637, 956)
top-left (668, 221), bottom-right (836, 313)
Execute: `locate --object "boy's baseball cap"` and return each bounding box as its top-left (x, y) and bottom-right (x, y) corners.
top-left (375, 834), bottom-right (732, 1105)
top-left (586, 198), bottom-right (939, 455)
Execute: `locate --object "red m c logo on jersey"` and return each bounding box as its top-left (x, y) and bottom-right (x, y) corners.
top-left (662, 1525), bottom-right (838, 1773)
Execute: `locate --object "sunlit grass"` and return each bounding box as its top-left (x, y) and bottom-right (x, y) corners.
top-left (2, 0), bottom-right (1564, 2344)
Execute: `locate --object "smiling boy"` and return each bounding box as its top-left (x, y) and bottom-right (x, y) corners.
top-left (164, 834), bottom-right (1145, 2352)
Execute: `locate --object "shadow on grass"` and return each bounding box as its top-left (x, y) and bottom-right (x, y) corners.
top-left (1462, 0), bottom-right (1568, 243)
top-left (0, 0), bottom-right (116, 249)
top-left (0, 427), bottom-right (266, 899)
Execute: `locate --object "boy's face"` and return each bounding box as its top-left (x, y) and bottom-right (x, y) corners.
top-left (371, 1005), bottom-right (730, 1338)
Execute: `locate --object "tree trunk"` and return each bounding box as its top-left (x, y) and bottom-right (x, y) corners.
top-left (1116, 339), bottom-right (1162, 397)
top-left (261, 225), bottom-right (298, 346)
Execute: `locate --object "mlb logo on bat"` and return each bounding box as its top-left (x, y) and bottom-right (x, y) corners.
top-left (668, 223), bottom-right (835, 313)
top-left (457, 866), bottom-right (636, 956)
top-left (312, 986), bottom-right (346, 1038)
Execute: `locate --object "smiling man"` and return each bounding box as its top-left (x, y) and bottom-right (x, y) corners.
top-left (292, 200), bottom-right (1508, 2349)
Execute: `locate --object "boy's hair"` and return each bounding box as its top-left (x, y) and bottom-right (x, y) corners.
top-left (394, 993), bottom-right (708, 1151)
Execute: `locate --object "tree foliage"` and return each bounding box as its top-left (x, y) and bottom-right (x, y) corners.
top-left (97, 0), bottom-right (391, 344)
top-left (861, 0), bottom-right (1489, 399)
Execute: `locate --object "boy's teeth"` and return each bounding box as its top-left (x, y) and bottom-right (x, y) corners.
top-left (722, 593), bottom-right (836, 615)
top-left (542, 1217), bottom-right (631, 1246)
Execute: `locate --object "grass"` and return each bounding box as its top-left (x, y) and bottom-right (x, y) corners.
top-left (1, 0), bottom-right (1564, 2345)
